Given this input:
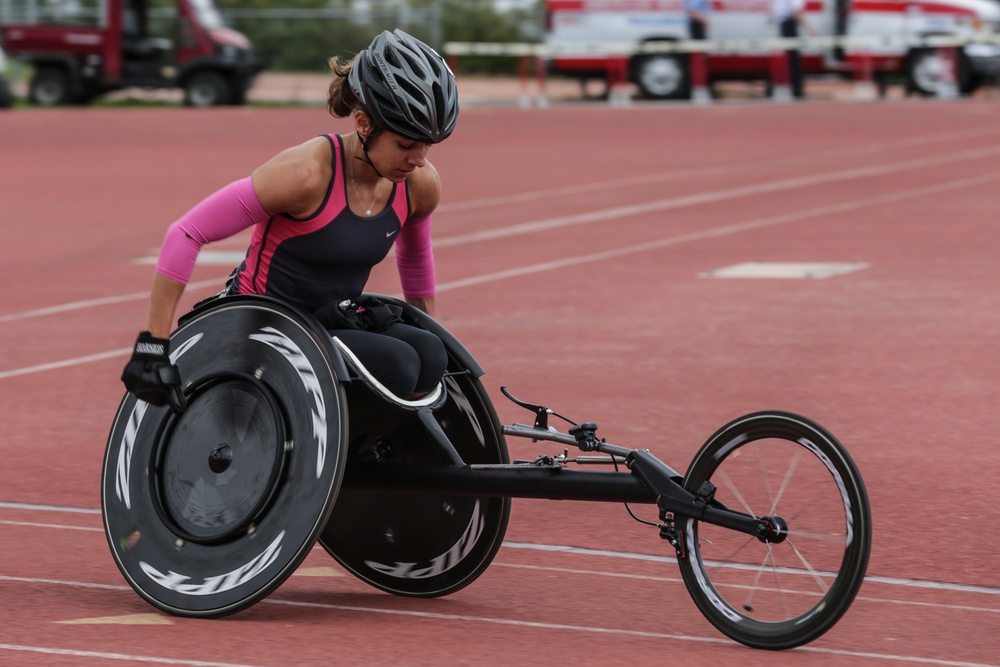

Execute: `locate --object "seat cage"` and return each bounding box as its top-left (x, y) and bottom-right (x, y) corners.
top-left (331, 335), bottom-right (446, 410)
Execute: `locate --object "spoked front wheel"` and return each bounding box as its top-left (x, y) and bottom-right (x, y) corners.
top-left (677, 412), bottom-right (871, 650)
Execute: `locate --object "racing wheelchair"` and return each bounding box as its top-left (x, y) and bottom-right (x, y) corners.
top-left (102, 294), bottom-right (871, 650)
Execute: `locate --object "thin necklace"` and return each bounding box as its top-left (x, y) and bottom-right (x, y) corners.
top-left (349, 136), bottom-right (381, 216)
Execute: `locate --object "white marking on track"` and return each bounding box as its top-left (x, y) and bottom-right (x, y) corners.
top-left (0, 278), bottom-right (223, 324)
top-left (3, 147), bottom-right (1000, 386)
top-left (432, 145), bottom-right (1000, 248)
top-left (2, 512), bottom-right (999, 599)
top-left (0, 644), bottom-right (271, 667)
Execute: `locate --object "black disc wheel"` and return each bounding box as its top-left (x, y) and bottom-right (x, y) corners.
top-left (155, 377), bottom-right (286, 545)
top-left (102, 296), bottom-right (349, 617)
top-left (676, 412), bottom-right (871, 650)
top-left (320, 373), bottom-right (511, 598)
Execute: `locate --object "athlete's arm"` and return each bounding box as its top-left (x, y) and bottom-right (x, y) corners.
top-left (250, 137), bottom-right (331, 220)
top-left (146, 139), bottom-right (330, 336)
top-left (148, 176), bottom-right (269, 336)
top-left (397, 161), bottom-right (441, 315)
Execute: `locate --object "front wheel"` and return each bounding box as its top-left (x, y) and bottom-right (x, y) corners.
top-left (676, 412), bottom-right (871, 650)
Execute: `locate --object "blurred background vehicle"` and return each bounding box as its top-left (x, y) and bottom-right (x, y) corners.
top-left (543, 0), bottom-right (1000, 99)
top-left (0, 0), bottom-right (264, 106)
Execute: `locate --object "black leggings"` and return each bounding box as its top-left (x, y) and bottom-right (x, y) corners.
top-left (331, 323), bottom-right (447, 397)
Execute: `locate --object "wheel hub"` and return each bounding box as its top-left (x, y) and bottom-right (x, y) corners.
top-left (757, 515), bottom-right (789, 544)
top-left (155, 378), bottom-right (286, 544)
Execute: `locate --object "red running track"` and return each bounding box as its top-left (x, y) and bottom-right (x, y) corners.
top-left (1, 98), bottom-right (999, 666)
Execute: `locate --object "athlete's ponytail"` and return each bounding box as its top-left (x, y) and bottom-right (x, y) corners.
top-left (326, 54), bottom-right (361, 118)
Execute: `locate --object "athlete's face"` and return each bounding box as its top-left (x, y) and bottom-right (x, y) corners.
top-left (370, 130), bottom-right (430, 182)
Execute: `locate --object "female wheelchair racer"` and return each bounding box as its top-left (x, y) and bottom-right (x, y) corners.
top-left (104, 291), bottom-right (871, 650)
top-left (122, 29), bottom-right (457, 410)
top-left (107, 29), bottom-right (871, 652)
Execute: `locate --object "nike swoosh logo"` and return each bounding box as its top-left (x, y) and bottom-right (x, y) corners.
top-left (386, 229), bottom-right (398, 238)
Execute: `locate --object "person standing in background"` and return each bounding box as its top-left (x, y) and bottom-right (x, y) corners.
top-left (684, 0), bottom-right (712, 98)
top-left (771, 0), bottom-right (812, 99)
top-left (684, 0), bottom-right (711, 41)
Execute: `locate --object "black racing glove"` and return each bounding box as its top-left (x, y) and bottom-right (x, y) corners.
top-left (121, 332), bottom-right (187, 413)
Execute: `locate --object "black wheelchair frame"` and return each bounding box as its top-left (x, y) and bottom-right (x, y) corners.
top-left (102, 294), bottom-right (872, 650)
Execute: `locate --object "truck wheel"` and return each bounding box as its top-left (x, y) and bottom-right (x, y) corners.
top-left (905, 47), bottom-right (974, 97)
top-left (29, 66), bottom-right (74, 106)
top-left (633, 52), bottom-right (688, 100)
top-left (956, 50), bottom-right (980, 96)
top-left (184, 71), bottom-right (232, 107)
top-left (906, 48), bottom-right (942, 96)
top-left (0, 77), bottom-right (13, 109)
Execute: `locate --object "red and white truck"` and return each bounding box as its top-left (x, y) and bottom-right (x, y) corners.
top-left (543, 0), bottom-right (1000, 98)
top-left (0, 0), bottom-right (264, 106)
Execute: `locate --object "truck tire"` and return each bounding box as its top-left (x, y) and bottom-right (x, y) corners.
top-left (905, 47), bottom-right (975, 97)
top-left (0, 77), bottom-right (12, 109)
top-left (29, 66), bottom-right (75, 106)
top-left (633, 52), bottom-right (688, 100)
top-left (184, 71), bottom-right (232, 107)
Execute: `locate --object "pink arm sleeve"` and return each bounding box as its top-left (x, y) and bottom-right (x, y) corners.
top-left (395, 213), bottom-right (436, 299)
top-left (154, 177), bottom-right (268, 284)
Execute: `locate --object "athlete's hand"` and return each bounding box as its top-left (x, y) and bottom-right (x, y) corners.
top-left (121, 332), bottom-right (187, 413)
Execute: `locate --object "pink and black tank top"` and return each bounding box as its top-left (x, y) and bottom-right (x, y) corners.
top-left (231, 134), bottom-right (410, 313)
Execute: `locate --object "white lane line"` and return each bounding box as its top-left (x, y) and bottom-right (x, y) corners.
top-left (4, 139), bottom-right (999, 330)
top-left (2, 514), bottom-right (998, 600)
top-left (434, 125), bottom-right (1000, 216)
top-left (2, 169), bottom-right (998, 382)
top-left (493, 563), bottom-right (1000, 613)
top-left (0, 278), bottom-right (224, 324)
top-left (435, 170), bottom-right (1000, 293)
top-left (0, 501), bottom-right (100, 514)
top-left (0, 519), bottom-right (101, 532)
top-left (499, 542), bottom-right (1000, 596)
top-left (6, 570), bottom-right (996, 666)
top-left (433, 144), bottom-right (1000, 248)
top-left (0, 577), bottom-right (995, 667)
top-left (0, 645), bottom-right (271, 667)
top-left (0, 575), bottom-right (128, 591)
top-left (0, 348), bottom-right (130, 380)
top-left (261, 598), bottom-right (1000, 666)
top-left (1, 597), bottom-right (996, 667)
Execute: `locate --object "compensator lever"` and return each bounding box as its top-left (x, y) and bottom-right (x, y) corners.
top-left (501, 386), bottom-right (576, 430)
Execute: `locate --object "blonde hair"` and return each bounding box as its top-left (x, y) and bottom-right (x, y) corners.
top-left (326, 54), bottom-right (361, 118)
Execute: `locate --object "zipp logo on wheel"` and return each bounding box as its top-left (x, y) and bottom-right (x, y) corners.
top-left (363, 501), bottom-right (486, 579)
top-left (250, 326), bottom-right (328, 478)
top-left (115, 333), bottom-right (203, 510)
top-left (140, 532), bottom-right (286, 596)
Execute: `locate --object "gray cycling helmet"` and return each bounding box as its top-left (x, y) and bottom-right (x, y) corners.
top-left (348, 29), bottom-right (458, 144)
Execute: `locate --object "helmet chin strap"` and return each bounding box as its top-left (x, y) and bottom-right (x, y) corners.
top-left (356, 129), bottom-right (385, 179)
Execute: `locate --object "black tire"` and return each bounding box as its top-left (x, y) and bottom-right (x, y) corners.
top-left (320, 310), bottom-right (511, 597)
top-left (102, 296), bottom-right (349, 617)
top-left (905, 46), bottom-right (974, 97)
top-left (955, 49), bottom-right (981, 96)
top-left (184, 70), bottom-right (232, 107)
top-left (0, 76), bottom-right (12, 108)
top-left (28, 66), bottom-right (75, 106)
top-left (676, 412), bottom-right (871, 650)
top-left (906, 48), bottom-right (942, 96)
top-left (632, 51), bottom-right (688, 100)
